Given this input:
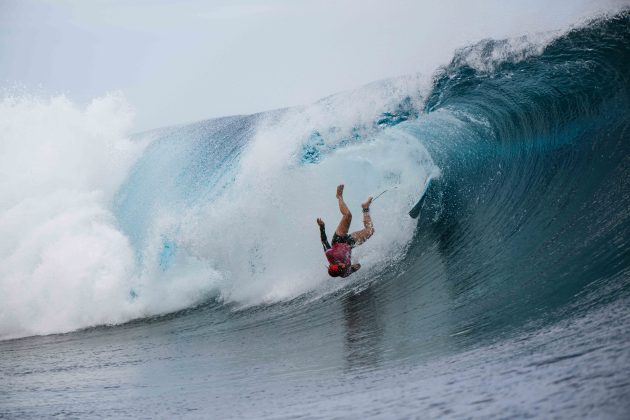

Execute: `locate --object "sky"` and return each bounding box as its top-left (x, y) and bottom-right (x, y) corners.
top-left (1, 0), bottom-right (627, 131)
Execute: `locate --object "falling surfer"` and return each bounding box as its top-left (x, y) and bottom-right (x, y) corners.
top-left (317, 184), bottom-right (374, 278)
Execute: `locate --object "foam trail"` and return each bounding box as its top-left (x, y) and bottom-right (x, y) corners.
top-left (176, 107), bottom-right (440, 305)
top-left (0, 94), bottom-right (219, 339)
top-left (111, 73), bottom-right (438, 309)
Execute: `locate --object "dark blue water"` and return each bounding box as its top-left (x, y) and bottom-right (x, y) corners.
top-left (1, 12), bottom-right (630, 419)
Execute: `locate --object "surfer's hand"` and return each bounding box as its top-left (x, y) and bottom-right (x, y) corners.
top-left (317, 218), bottom-right (325, 227)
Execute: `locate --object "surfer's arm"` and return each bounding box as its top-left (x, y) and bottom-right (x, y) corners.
top-left (317, 218), bottom-right (331, 251)
top-left (351, 263), bottom-right (361, 273)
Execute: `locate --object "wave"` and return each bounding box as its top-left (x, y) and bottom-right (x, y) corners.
top-left (396, 11), bottom-right (630, 342)
top-left (1, 11), bottom-right (629, 340)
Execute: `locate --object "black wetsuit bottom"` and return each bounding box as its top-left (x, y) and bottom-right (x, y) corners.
top-left (332, 233), bottom-right (356, 248)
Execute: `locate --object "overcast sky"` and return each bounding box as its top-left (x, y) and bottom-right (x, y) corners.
top-left (1, 0), bottom-right (627, 130)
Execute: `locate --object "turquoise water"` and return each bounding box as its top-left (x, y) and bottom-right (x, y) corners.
top-left (1, 12), bottom-right (629, 418)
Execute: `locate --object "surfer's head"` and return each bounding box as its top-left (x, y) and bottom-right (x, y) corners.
top-left (328, 264), bottom-right (344, 277)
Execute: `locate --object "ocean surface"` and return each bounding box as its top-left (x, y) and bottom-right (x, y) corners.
top-left (1, 11), bottom-right (630, 419)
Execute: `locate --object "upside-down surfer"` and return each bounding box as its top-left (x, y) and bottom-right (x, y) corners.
top-left (317, 185), bottom-right (374, 277)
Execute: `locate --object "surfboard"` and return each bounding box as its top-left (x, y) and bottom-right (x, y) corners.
top-left (408, 176), bottom-right (433, 219)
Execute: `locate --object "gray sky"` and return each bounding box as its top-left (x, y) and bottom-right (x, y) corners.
top-left (1, 0), bottom-right (627, 130)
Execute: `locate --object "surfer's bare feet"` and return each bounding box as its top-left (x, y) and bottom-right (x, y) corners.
top-left (362, 196), bottom-right (373, 210)
top-left (336, 184), bottom-right (344, 199)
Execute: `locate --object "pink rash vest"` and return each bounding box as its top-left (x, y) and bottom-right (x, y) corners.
top-left (325, 243), bottom-right (352, 277)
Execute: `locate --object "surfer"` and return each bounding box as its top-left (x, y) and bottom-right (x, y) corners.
top-left (317, 184), bottom-right (374, 277)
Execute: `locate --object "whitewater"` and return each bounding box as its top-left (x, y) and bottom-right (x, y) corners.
top-left (1, 11), bottom-right (630, 419)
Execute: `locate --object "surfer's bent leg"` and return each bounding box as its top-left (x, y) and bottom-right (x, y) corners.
top-left (335, 184), bottom-right (352, 236)
top-left (351, 197), bottom-right (374, 246)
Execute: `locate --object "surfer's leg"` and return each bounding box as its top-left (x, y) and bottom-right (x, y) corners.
top-left (351, 197), bottom-right (374, 245)
top-left (335, 184), bottom-right (352, 236)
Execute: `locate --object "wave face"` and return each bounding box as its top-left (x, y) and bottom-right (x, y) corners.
top-left (401, 12), bottom-right (630, 338)
top-left (1, 11), bottom-right (630, 419)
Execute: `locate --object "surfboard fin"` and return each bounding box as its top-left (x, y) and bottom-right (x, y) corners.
top-left (409, 177), bottom-right (433, 219)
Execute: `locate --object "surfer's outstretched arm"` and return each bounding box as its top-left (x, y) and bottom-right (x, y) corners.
top-left (317, 218), bottom-right (331, 251)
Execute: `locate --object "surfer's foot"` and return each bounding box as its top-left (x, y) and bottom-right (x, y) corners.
top-left (336, 184), bottom-right (344, 199)
top-left (361, 196), bottom-right (373, 210)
